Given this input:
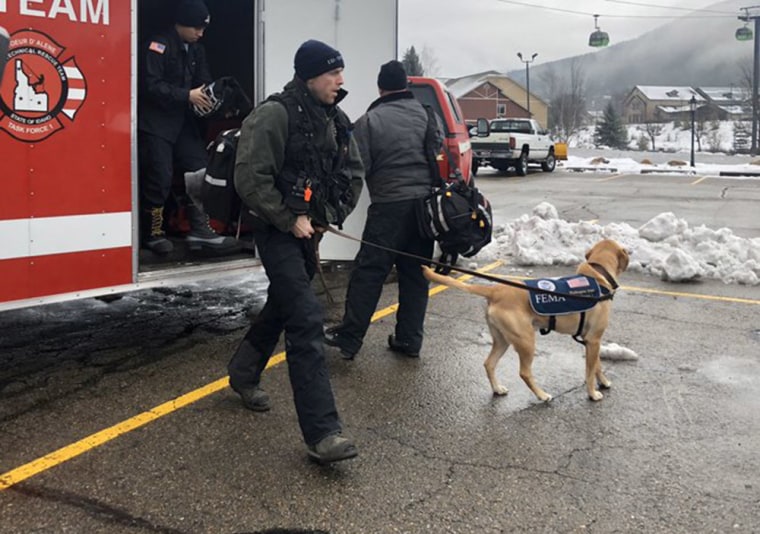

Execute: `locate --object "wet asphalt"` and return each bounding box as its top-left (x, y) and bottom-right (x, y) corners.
top-left (1, 167), bottom-right (759, 533)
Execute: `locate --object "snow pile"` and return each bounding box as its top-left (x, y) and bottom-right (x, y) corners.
top-left (476, 202), bottom-right (760, 286)
top-left (600, 343), bottom-right (639, 361)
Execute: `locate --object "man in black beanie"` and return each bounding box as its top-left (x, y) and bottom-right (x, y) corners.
top-left (175, 0), bottom-right (211, 28)
top-left (325, 59), bottom-right (443, 361)
top-left (376, 59), bottom-right (408, 92)
top-left (137, 0), bottom-right (237, 256)
top-left (229, 40), bottom-right (364, 464)
top-left (294, 39), bottom-right (345, 82)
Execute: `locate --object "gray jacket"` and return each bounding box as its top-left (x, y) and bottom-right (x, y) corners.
top-left (353, 91), bottom-right (443, 203)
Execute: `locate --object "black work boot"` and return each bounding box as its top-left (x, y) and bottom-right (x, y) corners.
top-left (324, 327), bottom-right (356, 360)
top-left (230, 385), bottom-right (271, 412)
top-left (388, 335), bottom-right (420, 358)
top-left (185, 203), bottom-right (240, 254)
top-left (307, 433), bottom-right (358, 464)
top-left (141, 207), bottom-right (173, 255)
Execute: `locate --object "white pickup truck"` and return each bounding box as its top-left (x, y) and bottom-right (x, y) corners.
top-left (470, 118), bottom-right (556, 176)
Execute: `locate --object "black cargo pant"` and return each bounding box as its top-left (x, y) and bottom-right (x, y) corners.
top-left (227, 225), bottom-right (342, 446)
top-left (138, 120), bottom-right (207, 210)
top-left (337, 199), bottom-right (434, 355)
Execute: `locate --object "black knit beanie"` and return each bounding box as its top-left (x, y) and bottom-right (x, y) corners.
top-left (294, 39), bottom-right (345, 81)
top-left (176, 0), bottom-right (210, 28)
top-left (377, 60), bottom-right (408, 91)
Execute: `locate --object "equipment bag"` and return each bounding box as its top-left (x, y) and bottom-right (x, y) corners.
top-left (417, 105), bottom-right (493, 267)
top-left (201, 128), bottom-right (242, 224)
top-left (416, 179), bottom-right (493, 259)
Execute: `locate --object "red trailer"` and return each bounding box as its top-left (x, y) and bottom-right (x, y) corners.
top-left (0, 0), bottom-right (399, 311)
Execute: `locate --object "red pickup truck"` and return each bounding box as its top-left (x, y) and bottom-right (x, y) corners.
top-left (407, 76), bottom-right (473, 184)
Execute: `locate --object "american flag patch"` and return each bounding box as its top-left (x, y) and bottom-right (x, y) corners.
top-left (149, 41), bottom-right (166, 54)
top-left (567, 276), bottom-right (590, 289)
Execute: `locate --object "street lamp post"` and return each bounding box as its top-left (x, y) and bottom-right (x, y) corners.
top-left (517, 52), bottom-right (538, 116)
top-left (690, 95), bottom-right (697, 167)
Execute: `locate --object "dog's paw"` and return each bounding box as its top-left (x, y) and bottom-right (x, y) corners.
top-left (492, 385), bottom-right (509, 396)
top-left (589, 390), bottom-right (604, 401)
top-left (598, 379), bottom-right (612, 389)
top-left (539, 393), bottom-right (553, 402)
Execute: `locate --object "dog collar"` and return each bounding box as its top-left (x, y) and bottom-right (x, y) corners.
top-left (588, 262), bottom-right (619, 290)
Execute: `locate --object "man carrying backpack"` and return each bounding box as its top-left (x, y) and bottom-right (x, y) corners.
top-left (325, 60), bottom-right (443, 360)
top-left (228, 39), bottom-right (364, 464)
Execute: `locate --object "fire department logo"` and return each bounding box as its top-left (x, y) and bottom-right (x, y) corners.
top-left (0, 30), bottom-right (87, 142)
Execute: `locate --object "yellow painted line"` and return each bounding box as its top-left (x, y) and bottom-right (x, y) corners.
top-left (1, 376), bottom-right (226, 490)
top-left (0, 260), bottom-right (503, 491)
top-left (620, 285), bottom-right (760, 305)
top-left (583, 219), bottom-right (599, 225)
top-left (596, 173), bottom-right (625, 182)
top-left (690, 176), bottom-right (707, 185)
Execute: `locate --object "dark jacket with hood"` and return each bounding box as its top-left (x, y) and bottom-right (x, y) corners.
top-left (234, 77), bottom-right (364, 233)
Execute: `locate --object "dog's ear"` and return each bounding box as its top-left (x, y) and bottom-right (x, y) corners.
top-left (585, 242), bottom-right (597, 260)
top-left (617, 247), bottom-right (630, 272)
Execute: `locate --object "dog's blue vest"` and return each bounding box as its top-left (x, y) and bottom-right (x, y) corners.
top-left (524, 275), bottom-right (606, 316)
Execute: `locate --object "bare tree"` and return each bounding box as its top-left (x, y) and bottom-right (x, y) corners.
top-left (737, 55), bottom-right (753, 98)
top-left (420, 45), bottom-right (440, 77)
top-left (544, 58), bottom-right (588, 143)
top-left (540, 64), bottom-right (560, 98)
top-left (643, 121), bottom-right (663, 151)
top-left (695, 114), bottom-right (708, 152)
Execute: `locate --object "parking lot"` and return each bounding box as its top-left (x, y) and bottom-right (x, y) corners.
top-left (1, 167), bottom-right (759, 533)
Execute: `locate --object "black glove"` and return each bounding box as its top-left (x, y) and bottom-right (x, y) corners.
top-left (434, 251), bottom-right (458, 275)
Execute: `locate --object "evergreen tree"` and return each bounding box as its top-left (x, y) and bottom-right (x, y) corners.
top-left (402, 46), bottom-right (424, 76)
top-left (593, 102), bottom-right (628, 149)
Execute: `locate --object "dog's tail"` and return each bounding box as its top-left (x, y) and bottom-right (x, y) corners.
top-left (421, 265), bottom-right (497, 299)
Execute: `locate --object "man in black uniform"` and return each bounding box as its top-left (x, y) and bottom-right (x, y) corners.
top-left (228, 40), bottom-right (364, 464)
top-left (138, 0), bottom-right (237, 255)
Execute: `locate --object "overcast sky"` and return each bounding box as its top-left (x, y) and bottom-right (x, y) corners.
top-left (398, 0), bottom-right (740, 78)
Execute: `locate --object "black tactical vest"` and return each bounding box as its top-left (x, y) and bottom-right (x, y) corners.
top-left (268, 83), bottom-right (354, 228)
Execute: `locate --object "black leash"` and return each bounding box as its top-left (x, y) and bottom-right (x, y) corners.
top-left (325, 227), bottom-right (615, 303)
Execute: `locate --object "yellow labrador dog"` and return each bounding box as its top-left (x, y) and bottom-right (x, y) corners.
top-left (422, 239), bottom-right (629, 402)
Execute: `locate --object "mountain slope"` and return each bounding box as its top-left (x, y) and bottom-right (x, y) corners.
top-left (510, 0), bottom-right (752, 104)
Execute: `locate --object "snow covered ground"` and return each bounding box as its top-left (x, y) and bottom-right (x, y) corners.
top-left (559, 153), bottom-right (760, 176)
top-left (571, 120), bottom-right (748, 155)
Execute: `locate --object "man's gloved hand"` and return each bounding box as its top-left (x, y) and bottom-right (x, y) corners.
top-left (291, 215), bottom-right (315, 239)
top-left (189, 85), bottom-right (213, 114)
top-left (434, 251), bottom-right (458, 275)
